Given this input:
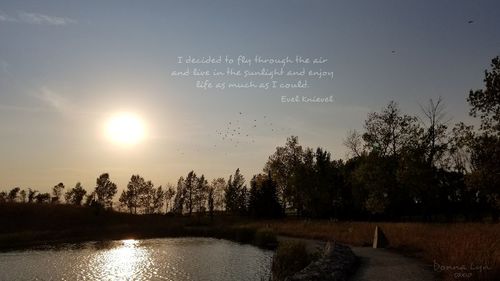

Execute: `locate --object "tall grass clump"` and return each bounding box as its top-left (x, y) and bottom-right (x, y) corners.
top-left (271, 241), bottom-right (312, 281)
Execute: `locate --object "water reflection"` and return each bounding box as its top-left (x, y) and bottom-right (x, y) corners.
top-left (0, 238), bottom-right (272, 281)
top-left (88, 239), bottom-right (152, 281)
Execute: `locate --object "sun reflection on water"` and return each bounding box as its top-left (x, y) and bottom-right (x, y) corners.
top-left (89, 239), bottom-right (152, 281)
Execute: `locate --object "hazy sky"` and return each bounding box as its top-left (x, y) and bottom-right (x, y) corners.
top-left (1, 0), bottom-right (499, 192)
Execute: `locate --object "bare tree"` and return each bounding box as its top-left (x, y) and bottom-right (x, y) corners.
top-left (343, 130), bottom-right (364, 157)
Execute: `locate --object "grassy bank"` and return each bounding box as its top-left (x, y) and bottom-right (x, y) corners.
top-left (244, 220), bottom-right (499, 281)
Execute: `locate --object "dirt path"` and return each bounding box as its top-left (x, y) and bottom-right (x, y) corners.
top-left (350, 247), bottom-right (437, 281)
top-left (277, 236), bottom-right (437, 281)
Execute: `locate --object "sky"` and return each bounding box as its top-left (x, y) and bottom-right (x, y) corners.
top-left (1, 0), bottom-right (499, 193)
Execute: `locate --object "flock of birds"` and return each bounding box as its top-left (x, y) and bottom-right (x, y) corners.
top-left (174, 111), bottom-right (293, 156)
top-left (214, 112), bottom-right (292, 148)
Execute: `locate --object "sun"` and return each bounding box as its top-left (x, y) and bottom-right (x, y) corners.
top-left (105, 113), bottom-right (146, 146)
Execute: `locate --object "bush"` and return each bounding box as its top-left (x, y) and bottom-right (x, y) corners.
top-left (271, 241), bottom-right (311, 281)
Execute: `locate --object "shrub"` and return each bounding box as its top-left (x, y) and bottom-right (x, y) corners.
top-left (271, 241), bottom-right (311, 281)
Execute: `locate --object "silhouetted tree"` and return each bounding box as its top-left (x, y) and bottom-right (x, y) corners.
top-left (207, 185), bottom-right (215, 219)
top-left (264, 136), bottom-right (303, 212)
top-left (363, 101), bottom-right (422, 157)
top-left (343, 130), bottom-right (365, 158)
top-left (151, 185), bottom-right (165, 214)
top-left (27, 188), bottom-right (37, 203)
top-left (7, 187), bottom-right (20, 202)
top-left (194, 175), bottom-right (208, 213)
top-left (184, 171), bottom-right (197, 215)
top-left (35, 192), bottom-right (51, 204)
top-left (210, 177), bottom-right (226, 211)
top-left (419, 97), bottom-right (449, 167)
top-left (64, 182), bottom-right (87, 205)
top-left (468, 57), bottom-right (500, 134)
top-left (224, 168), bottom-right (247, 214)
top-left (248, 172), bottom-right (282, 218)
top-left (465, 57), bottom-right (500, 221)
top-left (19, 189), bottom-right (27, 203)
top-left (52, 182), bottom-right (65, 203)
top-left (172, 176), bottom-right (186, 214)
top-left (164, 184), bottom-right (176, 213)
top-left (94, 173), bottom-right (117, 209)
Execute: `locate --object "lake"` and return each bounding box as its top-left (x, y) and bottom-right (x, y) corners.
top-left (0, 237), bottom-right (273, 281)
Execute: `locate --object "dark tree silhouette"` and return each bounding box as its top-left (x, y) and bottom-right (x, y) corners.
top-left (94, 173), bottom-right (117, 209)
top-left (184, 171), bottom-right (197, 215)
top-left (52, 182), bottom-right (65, 203)
top-left (172, 176), bottom-right (186, 214)
top-left (64, 182), bottom-right (87, 205)
top-left (248, 172), bottom-right (282, 218)
top-left (27, 188), bottom-right (38, 203)
top-left (224, 168), bottom-right (247, 214)
top-left (465, 57), bottom-right (500, 221)
top-left (7, 187), bottom-right (20, 202)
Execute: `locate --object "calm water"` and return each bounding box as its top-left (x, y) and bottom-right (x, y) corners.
top-left (0, 238), bottom-right (273, 281)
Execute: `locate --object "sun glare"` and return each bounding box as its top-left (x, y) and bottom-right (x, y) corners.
top-left (105, 113), bottom-right (146, 146)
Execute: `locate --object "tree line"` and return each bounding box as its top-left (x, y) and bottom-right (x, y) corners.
top-left (1, 57), bottom-right (499, 221)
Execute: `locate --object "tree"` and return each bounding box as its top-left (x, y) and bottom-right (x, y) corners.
top-left (64, 182), bottom-right (87, 205)
top-left (0, 191), bottom-right (7, 203)
top-left (363, 101), bottom-right (422, 157)
top-left (184, 171), bottom-right (197, 215)
top-left (164, 184), bottom-right (176, 213)
top-left (467, 57), bottom-right (500, 134)
top-left (194, 175), bottom-right (208, 214)
top-left (172, 176), bottom-right (186, 214)
top-left (343, 130), bottom-right (365, 158)
top-left (207, 185), bottom-right (215, 219)
top-left (210, 178), bottom-right (226, 211)
top-left (120, 175), bottom-right (156, 214)
top-left (19, 189), bottom-right (27, 203)
top-left (27, 188), bottom-right (37, 203)
top-left (264, 136), bottom-right (304, 212)
top-left (138, 179), bottom-right (154, 214)
top-left (35, 192), bottom-right (51, 203)
top-left (248, 172), bottom-right (282, 218)
top-left (151, 185), bottom-right (165, 214)
top-left (224, 168), bottom-right (247, 214)
top-left (94, 173), bottom-right (117, 209)
top-left (465, 57), bottom-right (500, 221)
top-left (419, 97), bottom-right (449, 167)
top-left (52, 182), bottom-right (65, 203)
top-left (7, 187), bottom-right (20, 202)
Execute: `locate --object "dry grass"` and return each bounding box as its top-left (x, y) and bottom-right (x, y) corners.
top-left (244, 220), bottom-right (500, 281)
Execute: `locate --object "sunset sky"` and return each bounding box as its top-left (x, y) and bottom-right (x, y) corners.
top-left (1, 0), bottom-right (499, 192)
